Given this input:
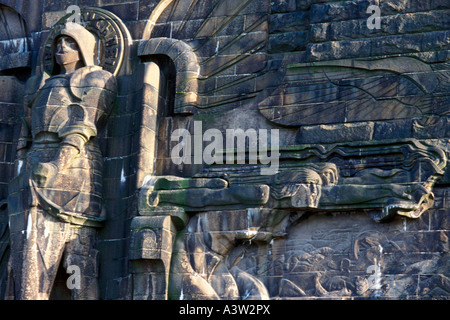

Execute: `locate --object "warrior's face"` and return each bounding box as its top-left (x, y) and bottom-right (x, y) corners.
top-left (54, 35), bottom-right (81, 71)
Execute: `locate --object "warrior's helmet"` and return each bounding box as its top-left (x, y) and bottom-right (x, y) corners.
top-left (52, 22), bottom-right (96, 73)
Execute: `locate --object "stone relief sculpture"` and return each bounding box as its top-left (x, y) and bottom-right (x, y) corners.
top-left (0, 0), bottom-right (447, 301)
top-left (6, 13), bottom-right (120, 299)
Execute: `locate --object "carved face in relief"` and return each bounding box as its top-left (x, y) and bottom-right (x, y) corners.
top-left (54, 35), bottom-right (81, 68)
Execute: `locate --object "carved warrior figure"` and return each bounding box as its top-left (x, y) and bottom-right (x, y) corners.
top-left (6, 22), bottom-right (116, 299)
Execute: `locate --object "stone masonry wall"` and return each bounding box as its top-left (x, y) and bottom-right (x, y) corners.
top-left (0, 0), bottom-right (448, 299)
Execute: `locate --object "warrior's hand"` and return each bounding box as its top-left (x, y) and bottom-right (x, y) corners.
top-left (31, 162), bottom-right (58, 187)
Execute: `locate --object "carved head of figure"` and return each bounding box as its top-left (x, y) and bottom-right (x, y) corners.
top-left (52, 22), bottom-right (96, 74)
